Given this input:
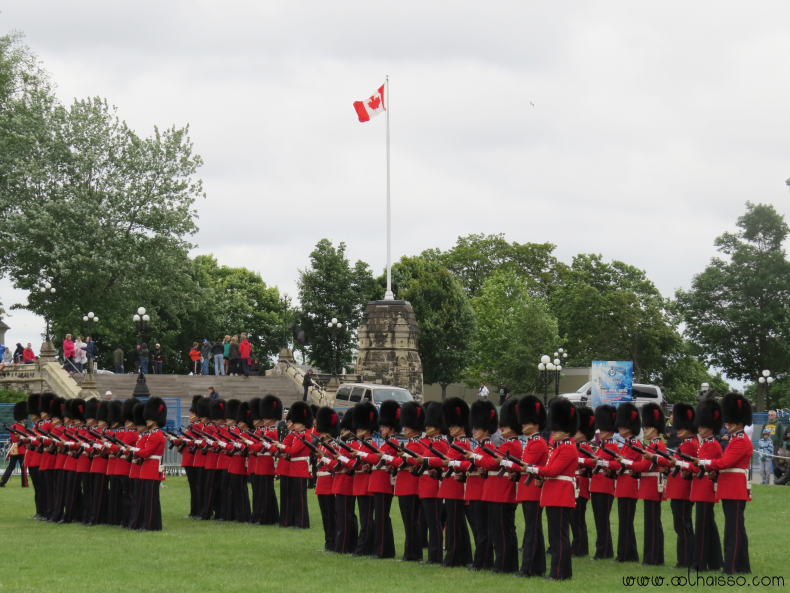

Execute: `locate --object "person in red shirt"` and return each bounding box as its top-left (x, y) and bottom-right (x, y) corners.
top-left (199, 399), bottom-right (226, 520)
top-left (130, 396), bottom-right (167, 531)
top-left (528, 398), bottom-right (579, 581)
top-left (349, 402), bottom-right (378, 556)
top-left (506, 395), bottom-right (548, 577)
top-left (112, 397), bottom-right (140, 528)
top-left (22, 394), bottom-right (47, 517)
top-left (22, 343), bottom-right (36, 363)
top-left (177, 396), bottom-right (203, 519)
top-left (698, 392), bottom-right (752, 574)
top-left (216, 399), bottom-right (241, 521)
top-left (105, 399), bottom-right (125, 525)
top-left (275, 401), bottom-right (313, 529)
top-left (438, 397), bottom-right (473, 567)
top-left (589, 405), bottom-right (619, 560)
top-left (313, 407), bottom-right (340, 551)
top-left (613, 402), bottom-right (642, 563)
top-left (1, 401), bottom-right (28, 488)
top-left (686, 397), bottom-right (724, 572)
top-left (239, 333), bottom-right (252, 377)
top-left (467, 397), bottom-right (522, 574)
top-left (255, 395), bottom-right (282, 525)
top-left (571, 406), bottom-right (596, 557)
top-left (329, 410), bottom-right (359, 553)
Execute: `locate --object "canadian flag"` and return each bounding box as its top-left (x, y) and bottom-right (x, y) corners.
top-left (353, 84), bottom-right (386, 122)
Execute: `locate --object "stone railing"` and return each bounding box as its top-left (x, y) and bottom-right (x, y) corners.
top-left (267, 359), bottom-right (335, 406)
top-left (0, 361), bottom-right (82, 399)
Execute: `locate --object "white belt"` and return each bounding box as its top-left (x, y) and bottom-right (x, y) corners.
top-left (291, 456), bottom-right (310, 462)
top-left (720, 468), bottom-right (749, 475)
top-left (355, 470), bottom-right (368, 474)
top-left (640, 472), bottom-right (661, 478)
top-left (545, 475), bottom-right (575, 483)
top-left (148, 456), bottom-right (163, 460)
top-left (256, 453), bottom-right (272, 457)
top-left (317, 471), bottom-right (331, 477)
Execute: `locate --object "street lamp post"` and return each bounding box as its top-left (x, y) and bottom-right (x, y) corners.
top-left (82, 311), bottom-right (99, 336)
top-left (553, 349), bottom-right (568, 397)
top-left (327, 318), bottom-right (343, 378)
top-left (538, 354), bottom-right (551, 407)
top-left (281, 293), bottom-right (292, 350)
top-left (758, 369), bottom-right (774, 411)
top-left (36, 280), bottom-right (57, 362)
top-left (132, 307), bottom-right (150, 397)
top-left (538, 349), bottom-right (567, 406)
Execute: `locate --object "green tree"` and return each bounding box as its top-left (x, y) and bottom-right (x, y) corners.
top-left (551, 254), bottom-right (680, 383)
top-left (469, 269), bottom-right (559, 395)
top-left (676, 202), bottom-right (790, 410)
top-left (296, 239), bottom-right (375, 373)
top-left (647, 341), bottom-right (730, 403)
top-left (381, 257), bottom-right (477, 400)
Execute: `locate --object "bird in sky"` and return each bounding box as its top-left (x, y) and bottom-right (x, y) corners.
top-left (530, 102), bottom-right (535, 107)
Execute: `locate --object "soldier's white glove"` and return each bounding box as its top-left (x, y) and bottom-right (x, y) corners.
top-left (233, 442), bottom-right (242, 449)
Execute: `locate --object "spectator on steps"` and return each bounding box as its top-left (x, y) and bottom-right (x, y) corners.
top-left (140, 342), bottom-right (150, 374)
top-left (189, 342), bottom-right (201, 375)
top-left (23, 343), bottom-right (36, 364)
top-left (212, 339), bottom-right (225, 376)
top-left (302, 368), bottom-right (315, 402)
top-left (73, 337), bottom-right (86, 372)
top-left (134, 343), bottom-right (142, 373)
top-left (63, 334), bottom-right (75, 373)
top-left (13, 343), bottom-right (24, 364)
top-left (239, 333), bottom-right (251, 378)
top-left (200, 339), bottom-right (212, 375)
top-left (153, 344), bottom-right (164, 374)
top-left (1, 344), bottom-right (11, 370)
top-left (208, 386), bottom-right (219, 400)
top-left (759, 428), bottom-right (774, 484)
top-left (85, 336), bottom-right (96, 374)
top-left (114, 346), bottom-right (124, 374)
top-left (764, 410), bottom-right (785, 457)
top-left (223, 335), bottom-right (231, 375)
top-left (228, 336), bottom-right (241, 376)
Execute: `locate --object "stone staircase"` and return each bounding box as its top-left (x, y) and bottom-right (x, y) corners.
top-left (90, 374), bottom-right (303, 408)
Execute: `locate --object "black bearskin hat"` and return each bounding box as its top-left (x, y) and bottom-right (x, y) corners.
top-left (249, 397), bottom-right (262, 421)
top-left (378, 400), bottom-right (401, 430)
top-left (97, 401), bottom-right (110, 424)
top-left (616, 402), bottom-right (641, 435)
top-left (260, 395), bottom-right (283, 421)
top-left (499, 397), bottom-right (521, 434)
top-left (50, 397), bottom-right (65, 419)
top-left (549, 398), bottom-right (579, 435)
top-left (289, 401), bottom-right (313, 427)
top-left (425, 401), bottom-right (444, 433)
top-left (339, 408), bottom-right (355, 434)
top-left (517, 395), bottom-right (547, 431)
top-left (85, 398), bottom-right (99, 421)
top-left (133, 402), bottom-right (145, 426)
top-left (595, 405), bottom-right (618, 433)
top-left (236, 402), bottom-right (253, 426)
top-left (353, 401), bottom-right (378, 434)
top-left (209, 399), bottom-right (226, 421)
top-left (470, 399), bottom-right (498, 435)
top-left (225, 399), bottom-right (241, 422)
top-left (721, 392), bottom-right (753, 427)
top-left (40, 393), bottom-right (56, 417)
top-left (696, 398), bottom-right (723, 433)
top-left (196, 397), bottom-right (211, 419)
top-left (144, 396), bottom-right (168, 428)
top-left (442, 397), bottom-right (470, 430)
top-left (108, 400), bottom-right (124, 427)
top-left (672, 402), bottom-right (695, 433)
top-left (577, 406), bottom-right (596, 441)
top-left (69, 398), bottom-right (86, 423)
top-left (189, 395), bottom-right (202, 414)
top-left (13, 401), bottom-right (27, 422)
top-left (310, 404), bottom-right (319, 420)
top-left (122, 397), bottom-right (140, 423)
top-left (641, 403), bottom-right (665, 435)
top-left (316, 407), bottom-right (340, 438)
top-left (27, 393), bottom-right (40, 417)
top-left (399, 401), bottom-right (425, 433)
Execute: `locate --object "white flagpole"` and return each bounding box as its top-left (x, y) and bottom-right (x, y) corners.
top-left (384, 75), bottom-right (394, 301)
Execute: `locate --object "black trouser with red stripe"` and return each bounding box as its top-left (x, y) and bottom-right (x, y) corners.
top-left (642, 500), bottom-right (664, 565)
top-left (469, 499), bottom-right (492, 569)
top-left (258, 475), bottom-right (279, 525)
top-left (1, 454), bottom-right (27, 486)
top-left (43, 469), bottom-right (57, 520)
top-left (398, 494), bottom-right (422, 561)
top-left (61, 470), bottom-right (81, 523)
top-left (279, 474), bottom-right (291, 527)
top-left (317, 493), bottom-right (336, 551)
top-left (185, 466), bottom-right (202, 517)
top-left (616, 497), bottom-right (639, 562)
top-left (89, 472), bottom-right (109, 525)
top-left (201, 469), bottom-right (221, 519)
top-left (355, 494), bottom-right (374, 555)
top-left (670, 499), bottom-right (694, 567)
top-left (546, 506), bottom-right (572, 580)
top-left (128, 477), bottom-right (143, 529)
top-left (444, 498), bottom-right (472, 566)
top-left (721, 499), bottom-right (750, 574)
top-left (52, 468), bottom-right (66, 522)
top-left (29, 466), bottom-right (45, 515)
top-left (334, 494), bottom-right (358, 554)
top-left (691, 501), bottom-right (722, 572)
top-left (78, 472), bottom-right (91, 524)
top-left (138, 478), bottom-right (162, 531)
top-left (570, 496), bottom-right (589, 556)
top-left (220, 469), bottom-right (232, 520)
top-left (591, 492), bottom-right (614, 559)
top-left (107, 475), bottom-right (120, 525)
top-left (520, 500), bottom-right (546, 576)
top-left (372, 492), bottom-right (395, 558)
top-left (119, 475), bottom-right (132, 527)
top-left (230, 473), bottom-right (250, 522)
top-left (488, 502), bottom-right (518, 573)
top-left (289, 476), bottom-right (310, 528)
top-left (421, 497), bottom-right (443, 563)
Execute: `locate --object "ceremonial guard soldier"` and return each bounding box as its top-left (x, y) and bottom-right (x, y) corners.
top-left (364, 399), bottom-right (399, 559)
top-left (350, 401), bottom-right (377, 555)
top-left (118, 397), bottom-right (140, 528)
top-left (24, 394), bottom-right (47, 517)
top-left (314, 406), bottom-right (340, 551)
top-left (182, 396), bottom-right (202, 518)
top-left (589, 404), bottom-right (620, 560)
top-left (277, 401), bottom-right (313, 529)
top-left (201, 398), bottom-right (225, 520)
top-left (216, 399), bottom-right (240, 521)
top-left (277, 407), bottom-right (293, 527)
top-left (257, 395), bottom-right (282, 525)
top-left (331, 410), bottom-right (359, 553)
top-left (510, 395), bottom-right (548, 577)
top-left (132, 396), bottom-right (167, 531)
top-left (37, 393), bottom-right (57, 521)
top-left (572, 406), bottom-right (596, 557)
top-left (105, 399), bottom-right (125, 525)
top-left (227, 401), bottom-right (253, 522)
top-left (61, 398), bottom-right (85, 524)
top-left (686, 397), bottom-right (723, 572)
top-left (438, 397), bottom-right (473, 567)
top-left (470, 397), bottom-right (522, 574)
top-left (613, 402), bottom-right (642, 563)
top-left (48, 397), bottom-right (67, 523)
top-left (1, 401), bottom-right (28, 488)
top-left (126, 402), bottom-right (147, 530)
top-left (698, 392), bottom-right (753, 574)
top-left (527, 398), bottom-right (579, 581)
top-left (87, 401), bottom-right (111, 526)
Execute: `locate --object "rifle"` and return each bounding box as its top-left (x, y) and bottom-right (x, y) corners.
top-left (639, 442), bottom-right (683, 477)
top-left (346, 434), bottom-right (390, 470)
top-left (590, 443), bottom-right (622, 477)
top-left (381, 438), bottom-right (426, 476)
top-left (423, 442), bottom-right (454, 479)
top-left (480, 444), bottom-right (525, 479)
top-left (327, 438), bottom-right (363, 471)
top-left (624, 441), bottom-right (659, 472)
top-left (666, 448), bottom-right (707, 479)
top-left (87, 428), bottom-right (134, 460)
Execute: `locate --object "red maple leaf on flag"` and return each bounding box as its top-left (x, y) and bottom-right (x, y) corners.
top-left (367, 95), bottom-right (381, 110)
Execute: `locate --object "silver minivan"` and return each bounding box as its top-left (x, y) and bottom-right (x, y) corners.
top-left (332, 383), bottom-right (414, 420)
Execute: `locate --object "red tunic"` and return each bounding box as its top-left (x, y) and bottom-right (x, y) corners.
top-left (23, 422), bottom-right (41, 468)
top-left (516, 434), bottom-right (548, 503)
top-left (52, 425), bottom-right (68, 470)
top-left (536, 439), bottom-right (577, 508)
top-left (359, 439), bottom-right (397, 495)
top-left (438, 437), bottom-right (470, 501)
top-left (332, 454), bottom-right (356, 496)
top-left (8, 422), bottom-right (26, 456)
top-left (689, 437), bottom-right (721, 504)
top-left (589, 439), bottom-right (621, 496)
top-left (614, 438), bottom-right (642, 499)
top-left (576, 442), bottom-right (595, 499)
top-left (405, 437), bottom-right (447, 499)
top-left (129, 432), bottom-right (146, 480)
top-left (705, 431), bottom-right (751, 502)
top-left (37, 420), bottom-right (54, 471)
top-left (315, 442), bottom-right (335, 495)
top-left (75, 428), bottom-right (93, 473)
top-left (629, 438), bottom-right (668, 502)
top-left (134, 429), bottom-right (166, 481)
top-left (282, 430), bottom-right (311, 478)
top-left (387, 437), bottom-right (421, 497)
top-left (89, 428), bottom-right (111, 475)
top-left (658, 436), bottom-right (698, 501)
top-left (456, 438), bottom-right (493, 501)
top-left (202, 424), bottom-right (220, 471)
top-left (250, 427), bottom-right (279, 475)
top-left (475, 437), bottom-right (523, 504)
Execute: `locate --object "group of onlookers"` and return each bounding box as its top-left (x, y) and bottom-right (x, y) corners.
top-left (62, 334), bottom-right (97, 374)
top-left (0, 342), bottom-right (37, 372)
top-left (190, 334), bottom-right (253, 377)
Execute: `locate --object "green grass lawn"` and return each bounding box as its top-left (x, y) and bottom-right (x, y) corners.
top-left (0, 476), bottom-right (787, 592)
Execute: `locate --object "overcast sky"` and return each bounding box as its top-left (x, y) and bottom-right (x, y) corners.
top-left (2, 1), bottom-right (790, 381)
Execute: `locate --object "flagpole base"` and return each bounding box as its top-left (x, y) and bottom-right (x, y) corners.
top-left (383, 291), bottom-right (394, 301)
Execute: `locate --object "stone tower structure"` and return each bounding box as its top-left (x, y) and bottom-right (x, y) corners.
top-left (355, 300), bottom-right (424, 399)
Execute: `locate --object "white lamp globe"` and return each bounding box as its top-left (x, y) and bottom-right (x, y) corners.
top-left (553, 358), bottom-right (560, 366)
top-left (538, 363), bottom-right (546, 371)
top-left (331, 318), bottom-right (338, 325)
top-left (83, 316), bottom-right (88, 322)
top-left (758, 377), bottom-right (765, 384)
top-left (50, 287), bottom-right (56, 293)
top-left (40, 287), bottom-right (45, 293)
top-left (142, 314), bottom-right (150, 322)
top-left (133, 314), bottom-right (141, 322)
top-left (337, 322), bottom-right (343, 328)
top-left (327, 322), bottom-right (333, 328)
top-left (93, 317), bottom-right (98, 323)
top-left (762, 369), bottom-right (770, 377)
top-left (547, 363), bottom-right (556, 371)
top-left (541, 355), bottom-right (550, 365)
top-left (45, 282), bottom-right (51, 289)
top-left (557, 365), bottom-right (562, 371)
top-left (137, 307), bottom-right (146, 316)
top-left (88, 312), bottom-right (94, 319)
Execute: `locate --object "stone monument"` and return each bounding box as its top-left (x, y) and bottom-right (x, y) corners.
top-left (355, 300), bottom-right (424, 400)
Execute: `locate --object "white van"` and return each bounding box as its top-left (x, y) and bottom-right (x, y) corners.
top-left (560, 381), bottom-right (665, 409)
